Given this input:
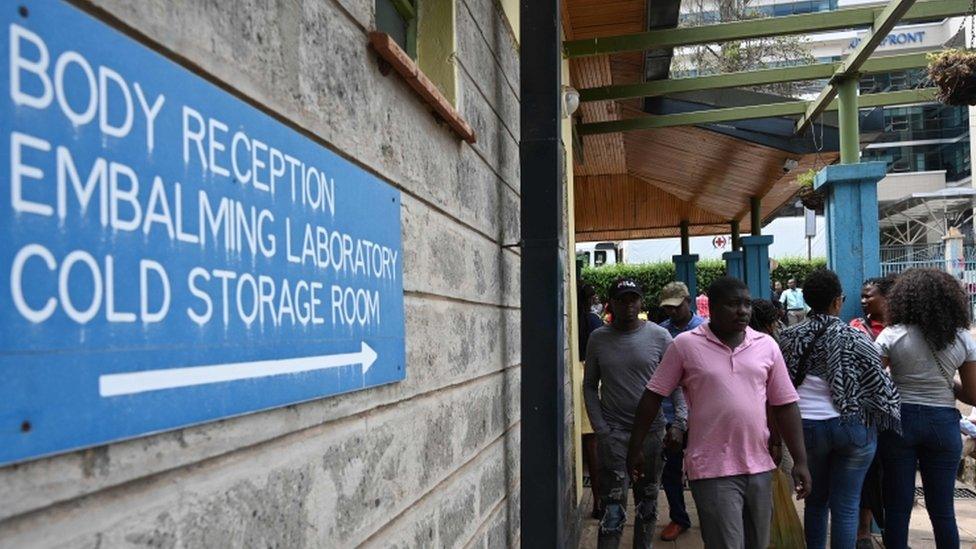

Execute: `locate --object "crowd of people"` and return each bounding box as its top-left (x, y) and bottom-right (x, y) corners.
top-left (578, 268), bottom-right (976, 549)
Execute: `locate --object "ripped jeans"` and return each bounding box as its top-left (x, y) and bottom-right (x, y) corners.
top-left (597, 426), bottom-right (665, 549)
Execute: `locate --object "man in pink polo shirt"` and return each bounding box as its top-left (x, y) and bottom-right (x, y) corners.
top-left (627, 277), bottom-right (811, 549)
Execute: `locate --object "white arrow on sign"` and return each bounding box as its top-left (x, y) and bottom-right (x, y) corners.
top-left (99, 342), bottom-right (379, 397)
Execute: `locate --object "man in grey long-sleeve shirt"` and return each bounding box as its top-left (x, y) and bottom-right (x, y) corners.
top-left (584, 278), bottom-right (687, 549)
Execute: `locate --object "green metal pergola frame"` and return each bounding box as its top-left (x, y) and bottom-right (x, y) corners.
top-left (564, 0), bottom-right (965, 57)
top-left (564, 0), bottom-right (954, 162)
top-left (799, 0), bottom-right (916, 147)
top-left (578, 88), bottom-right (936, 134)
top-left (579, 52), bottom-right (930, 103)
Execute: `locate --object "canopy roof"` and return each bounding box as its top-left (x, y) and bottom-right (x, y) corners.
top-left (566, 0), bottom-right (841, 241)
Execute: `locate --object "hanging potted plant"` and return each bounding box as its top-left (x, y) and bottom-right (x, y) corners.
top-left (927, 49), bottom-right (976, 106)
top-left (793, 168), bottom-right (824, 211)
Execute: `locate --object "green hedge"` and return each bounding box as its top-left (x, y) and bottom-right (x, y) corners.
top-left (580, 258), bottom-right (826, 309)
top-left (771, 257), bottom-right (827, 287)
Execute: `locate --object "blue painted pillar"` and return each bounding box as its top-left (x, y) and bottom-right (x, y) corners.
top-left (742, 235), bottom-right (773, 299)
top-left (814, 162), bottom-right (885, 322)
top-left (723, 251), bottom-right (745, 280)
top-left (673, 254), bottom-right (700, 313)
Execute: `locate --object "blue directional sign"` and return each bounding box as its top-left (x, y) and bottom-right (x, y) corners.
top-left (0, 0), bottom-right (405, 465)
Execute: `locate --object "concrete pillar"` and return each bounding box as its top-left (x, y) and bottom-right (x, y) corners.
top-left (944, 226), bottom-right (965, 279)
top-left (673, 254), bottom-right (700, 313)
top-left (815, 162), bottom-right (886, 321)
top-left (742, 235), bottom-right (773, 299)
top-left (723, 251), bottom-right (745, 280)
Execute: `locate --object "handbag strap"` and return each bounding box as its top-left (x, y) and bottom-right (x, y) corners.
top-left (794, 318), bottom-right (836, 387)
top-left (928, 343), bottom-right (957, 389)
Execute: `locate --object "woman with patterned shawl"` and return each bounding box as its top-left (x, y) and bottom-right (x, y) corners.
top-left (779, 269), bottom-right (901, 549)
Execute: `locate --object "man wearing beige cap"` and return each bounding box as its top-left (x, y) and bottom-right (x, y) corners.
top-left (657, 281), bottom-right (706, 541)
top-left (660, 282), bottom-right (703, 336)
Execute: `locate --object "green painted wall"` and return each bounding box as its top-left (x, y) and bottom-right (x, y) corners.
top-left (417, 0), bottom-right (457, 105)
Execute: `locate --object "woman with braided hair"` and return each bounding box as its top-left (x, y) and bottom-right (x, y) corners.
top-left (850, 274), bottom-right (897, 341)
top-left (877, 268), bottom-right (976, 549)
top-left (849, 274), bottom-right (897, 548)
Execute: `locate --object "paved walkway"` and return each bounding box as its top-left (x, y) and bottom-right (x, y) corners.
top-left (579, 479), bottom-right (976, 548)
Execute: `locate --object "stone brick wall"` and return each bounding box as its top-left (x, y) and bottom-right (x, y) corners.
top-left (0, 0), bottom-right (521, 546)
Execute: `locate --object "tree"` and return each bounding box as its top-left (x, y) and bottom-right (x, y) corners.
top-left (674, 0), bottom-right (816, 97)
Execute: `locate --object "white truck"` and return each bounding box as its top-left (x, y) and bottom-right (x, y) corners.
top-left (575, 242), bottom-right (623, 268)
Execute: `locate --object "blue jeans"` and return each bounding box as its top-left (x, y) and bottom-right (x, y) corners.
top-left (661, 442), bottom-right (691, 528)
top-left (661, 403), bottom-right (691, 528)
top-left (803, 418), bottom-right (877, 549)
top-left (881, 404), bottom-right (962, 549)
top-left (597, 427), bottom-right (665, 549)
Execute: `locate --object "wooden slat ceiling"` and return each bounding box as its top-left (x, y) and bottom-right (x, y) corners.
top-left (567, 0), bottom-right (644, 176)
top-left (566, 0), bottom-right (645, 38)
top-left (575, 174), bottom-right (731, 242)
top-left (572, 57), bottom-right (626, 176)
top-left (565, 0), bottom-right (837, 241)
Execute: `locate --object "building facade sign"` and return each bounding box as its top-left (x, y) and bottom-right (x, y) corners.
top-left (848, 30), bottom-right (927, 50)
top-left (0, 0), bottom-right (406, 465)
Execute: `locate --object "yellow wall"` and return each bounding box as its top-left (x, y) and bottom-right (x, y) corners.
top-left (562, 52), bottom-right (584, 504)
top-left (498, 0), bottom-right (520, 43)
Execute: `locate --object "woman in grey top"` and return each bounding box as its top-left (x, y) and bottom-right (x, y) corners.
top-left (876, 268), bottom-right (976, 549)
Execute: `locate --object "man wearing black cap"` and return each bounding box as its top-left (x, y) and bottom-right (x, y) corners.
top-left (584, 278), bottom-right (687, 549)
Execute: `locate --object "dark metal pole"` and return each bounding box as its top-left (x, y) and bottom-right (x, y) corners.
top-left (730, 220), bottom-right (741, 251)
top-left (520, 0), bottom-right (566, 546)
top-left (750, 196), bottom-right (762, 236)
top-left (680, 220), bottom-right (690, 255)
